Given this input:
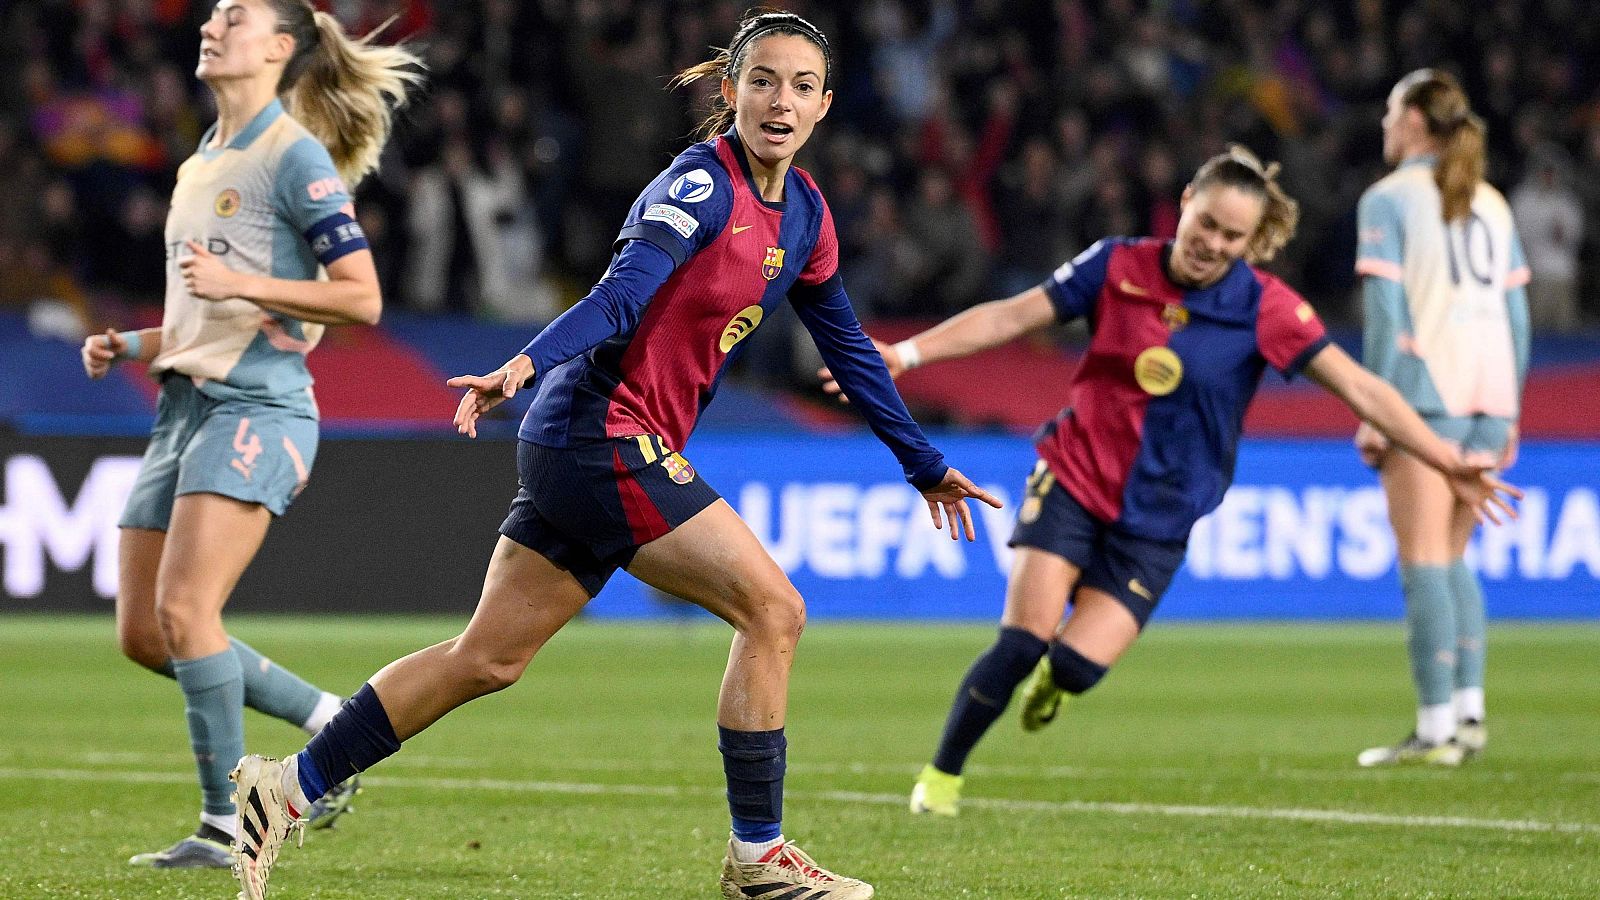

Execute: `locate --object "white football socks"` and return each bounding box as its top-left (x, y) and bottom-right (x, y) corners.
top-left (1416, 703), bottom-right (1457, 745)
top-left (301, 692), bottom-right (342, 735)
top-left (1454, 687), bottom-right (1485, 722)
top-left (200, 810), bottom-right (237, 839)
top-left (280, 755), bottom-right (311, 817)
top-left (732, 834), bottom-right (785, 863)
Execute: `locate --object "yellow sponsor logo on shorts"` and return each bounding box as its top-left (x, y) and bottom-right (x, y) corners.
top-left (1133, 346), bottom-right (1183, 396)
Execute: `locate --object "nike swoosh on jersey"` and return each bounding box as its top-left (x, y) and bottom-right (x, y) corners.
top-left (732, 224), bottom-right (754, 234)
top-left (1119, 279), bottom-right (1152, 297)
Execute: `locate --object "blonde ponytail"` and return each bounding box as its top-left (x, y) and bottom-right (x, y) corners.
top-left (1434, 116), bottom-right (1486, 223)
top-left (1395, 69), bottom-right (1486, 223)
top-left (272, 1), bottom-right (424, 186)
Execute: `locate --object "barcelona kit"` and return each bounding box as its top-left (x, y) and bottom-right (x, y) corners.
top-left (1012, 237), bottom-right (1329, 622)
top-left (502, 131), bottom-right (946, 593)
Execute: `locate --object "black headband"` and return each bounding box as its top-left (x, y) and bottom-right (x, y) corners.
top-left (725, 15), bottom-right (831, 82)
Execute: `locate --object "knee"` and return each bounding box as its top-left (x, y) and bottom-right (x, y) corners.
top-left (448, 643), bottom-right (533, 696)
top-left (153, 591), bottom-right (220, 652)
top-left (1048, 641), bottom-right (1109, 695)
top-left (737, 584), bottom-right (806, 651)
top-left (117, 626), bottom-right (170, 674)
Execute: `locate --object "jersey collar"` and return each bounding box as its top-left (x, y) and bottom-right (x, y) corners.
top-left (1398, 153), bottom-right (1437, 171)
top-left (197, 98), bottom-right (285, 155)
top-left (722, 128), bottom-right (787, 212)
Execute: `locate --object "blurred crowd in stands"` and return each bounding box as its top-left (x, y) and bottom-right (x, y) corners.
top-left (2, 0), bottom-right (1597, 356)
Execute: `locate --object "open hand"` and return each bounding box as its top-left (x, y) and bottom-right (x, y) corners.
top-left (919, 466), bottom-right (1004, 541)
top-left (1448, 464), bottom-right (1522, 526)
top-left (448, 354), bottom-right (534, 438)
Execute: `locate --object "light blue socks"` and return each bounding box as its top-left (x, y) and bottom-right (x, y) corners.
top-left (171, 649), bottom-right (245, 816)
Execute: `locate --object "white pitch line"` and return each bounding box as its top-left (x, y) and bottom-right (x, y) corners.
top-left (3, 766), bottom-right (1596, 836)
top-left (47, 750), bottom-right (1600, 785)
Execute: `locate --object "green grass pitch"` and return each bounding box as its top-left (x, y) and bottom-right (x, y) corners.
top-left (1, 615), bottom-right (1596, 898)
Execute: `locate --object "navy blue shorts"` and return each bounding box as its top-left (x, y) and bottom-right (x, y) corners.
top-left (1007, 460), bottom-right (1187, 628)
top-left (499, 436), bottom-right (722, 597)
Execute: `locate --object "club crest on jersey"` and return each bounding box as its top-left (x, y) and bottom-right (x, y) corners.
top-left (214, 188), bottom-right (242, 218)
top-left (661, 452), bottom-right (696, 485)
top-left (761, 246), bottom-right (785, 281)
top-left (720, 304), bottom-right (764, 353)
top-left (668, 168), bottom-right (714, 203)
top-left (1161, 303), bottom-right (1189, 331)
top-left (1134, 346), bottom-right (1184, 396)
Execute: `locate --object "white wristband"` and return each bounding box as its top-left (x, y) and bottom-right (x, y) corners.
top-left (892, 339), bottom-right (922, 370)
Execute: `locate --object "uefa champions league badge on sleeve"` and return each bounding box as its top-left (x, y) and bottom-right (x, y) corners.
top-left (669, 169), bottom-right (715, 203)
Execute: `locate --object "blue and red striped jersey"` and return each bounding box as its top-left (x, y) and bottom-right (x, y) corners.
top-left (1037, 238), bottom-right (1329, 541)
top-left (518, 130), bottom-right (946, 488)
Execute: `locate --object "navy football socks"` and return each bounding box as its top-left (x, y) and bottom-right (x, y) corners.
top-left (296, 683), bottom-right (400, 804)
top-left (719, 726), bottom-right (786, 843)
top-left (932, 627), bottom-right (1047, 775)
top-left (1047, 640), bottom-right (1109, 694)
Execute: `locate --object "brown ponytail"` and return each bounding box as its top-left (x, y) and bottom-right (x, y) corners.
top-left (269, 1), bottom-right (425, 186)
top-left (1190, 144), bottom-right (1301, 264)
top-left (1396, 69), bottom-right (1486, 223)
top-left (671, 9), bottom-right (833, 142)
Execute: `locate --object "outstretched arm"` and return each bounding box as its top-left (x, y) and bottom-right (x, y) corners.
top-left (451, 239), bottom-right (676, 438)
top-left (821, 287), bottom-right (1056, 394)
top-left (1305, 342), bottom-right (1520, 522)
top-left (792, 275), bottom-right (1002, 539)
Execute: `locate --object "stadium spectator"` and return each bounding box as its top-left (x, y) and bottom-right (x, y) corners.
top-left (0, 0), bottom-right (1595, 364)
top-left (1510, 145), bottom-right (1584, 332)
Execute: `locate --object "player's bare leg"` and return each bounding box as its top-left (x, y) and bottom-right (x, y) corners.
top-left (630, 500), bottom-right (872, 899)
top-left (1360, 451), bottom-right (1466, 766)
top-left (235, 537), bottom-right (592, 898)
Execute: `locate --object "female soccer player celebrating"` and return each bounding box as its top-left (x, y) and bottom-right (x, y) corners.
top-left (79, 0), bottom-right (419, 869)
top-left (231, 12), bottom-right (996, 899)
top-left (1352, 70), bottom-right (1530, 767)
top-left (825, 146), bottom-right (1518, 816)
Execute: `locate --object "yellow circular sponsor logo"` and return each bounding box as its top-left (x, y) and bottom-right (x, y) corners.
top-left (215, 188), bottom-right (242, 218)
top-left (719, 305), bottom-right (764, 353)
top-left (1133, 346), bottom-right (1183, 396)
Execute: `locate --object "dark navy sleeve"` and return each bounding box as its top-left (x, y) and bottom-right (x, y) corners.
top-left (1039, 238), bottom-right (1115, 322)
top-left (519, 240), bottom-right (676, 373)
top-left (611, 147), bottom-right (733, 267)
top-left (790, 274), bottom-right (948, 490)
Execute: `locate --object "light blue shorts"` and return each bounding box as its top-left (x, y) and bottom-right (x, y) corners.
top-left (119, 375), bottom-right (319, 530)
top-left (1423, 413), bottom-right (1514, 464)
